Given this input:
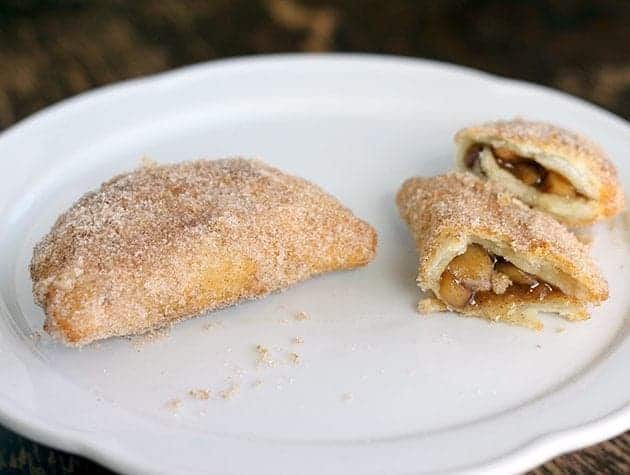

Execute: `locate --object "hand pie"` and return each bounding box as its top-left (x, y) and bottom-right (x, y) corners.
top-left (31, 158), bottom-right (377, 346)
top-left (396, 173), bottom-right (608, 329)
top-left (455, 119), bottom-right (624, 227)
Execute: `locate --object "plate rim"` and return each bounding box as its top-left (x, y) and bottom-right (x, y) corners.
top-left (0, 53), bottom-right (628, 475)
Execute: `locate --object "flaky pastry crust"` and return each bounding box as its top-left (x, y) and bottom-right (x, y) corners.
top-left (31, 158), bottom-right (377, 346)
top-left (396, 173), bottom-right (608, 329)
top-left (455, 119), bottom-right (624, 226)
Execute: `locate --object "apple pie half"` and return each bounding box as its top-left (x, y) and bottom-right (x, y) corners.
top-left (31, 158), bottom-right (377, 346)
top-left (455, 119), bottom-right (624, 227)
top-left (396, 173), bottom-right (608, 329)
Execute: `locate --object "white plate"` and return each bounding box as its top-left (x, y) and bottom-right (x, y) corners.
top-left (0, 54), bottom-right (628, 475)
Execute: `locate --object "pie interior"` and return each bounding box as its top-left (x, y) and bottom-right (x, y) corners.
top-left (463, 143), bottom-right (584, 199)
top-left (438, 243), bottom-right (567, 311)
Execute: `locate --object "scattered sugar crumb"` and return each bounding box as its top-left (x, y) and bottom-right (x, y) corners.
top-left (342, 392), bottom-right (354, 402)
top-left (252, 379), bottom-right (263, 388)
top-left (293, 336), bottom-right (304, 344)
top-left (165, 398), bottom-right (182, 411)
top-left (288, 352), bottom-right (301, 365)
top-left (188, 389), bottom-right (211, 400)
top-left (295, 311), bottom-right (310, 321)
top-left (555, 327), bottom-right (566, 333)
top-left (219, 380), bottom-right (241, 400)
top-left (278, 318), bottom-right (290, 325)
top-left (256, 344), bottom-right (275, 368)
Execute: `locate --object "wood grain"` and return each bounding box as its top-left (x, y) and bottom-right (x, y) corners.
top-left (0, 1), bottom-right (628, 473)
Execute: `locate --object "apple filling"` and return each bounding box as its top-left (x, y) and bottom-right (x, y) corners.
top-left (464, 144), bottom-right (582, 199)
top-left (438, 244), bottom-right (557, 309)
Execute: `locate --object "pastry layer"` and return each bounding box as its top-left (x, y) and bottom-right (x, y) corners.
top-left (396, 172), bottom-right (608, 328)
top-left (31, 158), bottom-right (378, 345)
top-left (455, 119), bottom-right (624, 226)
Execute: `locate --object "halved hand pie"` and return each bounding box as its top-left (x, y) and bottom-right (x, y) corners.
top-left (396, 173), bottom-right (608, 329)
top-left (455, 119), bottom-right (624, 227)
top-left (31, 158), bottom-right (377, 346)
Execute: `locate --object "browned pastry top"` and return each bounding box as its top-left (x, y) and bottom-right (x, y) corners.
top-left (455, 118), bottom-right (624, 217)
top-left (396, 172), bottom-right (608, 303)
top-left (31, 158), bottom-right (377, 344)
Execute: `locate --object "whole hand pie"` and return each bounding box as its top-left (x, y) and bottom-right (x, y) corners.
top-left (31, 158), bottom-right (377, 346)
top-left (396, 173), bottom-right (608, 329)
top-left (455, 119), bottom-right (624, 227)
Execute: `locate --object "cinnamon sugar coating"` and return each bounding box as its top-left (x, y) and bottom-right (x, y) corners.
top-left (455, 118), bottom-right (624, 223)
top-left (455, 119), bottom-right (610, 169)
top-left (31, 158), bottom-right (377, 346)
top-left (397, 173), bottom-right (608, 327)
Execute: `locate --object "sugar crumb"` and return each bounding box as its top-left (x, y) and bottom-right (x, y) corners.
top-left (288, 352), bottom-right (301, 365)
top-left (295, 311), bottom-right (310, 321)
top-left (188, 389), bottom-right (211, 400)
top-left (220, 380), bottom-right (241, 400)
top-left (293, 336), bottom-right (304, 344)
top-left (165, 398), bottom-right (182, 411)
top-left (256, 344), bottom-right (275, 368)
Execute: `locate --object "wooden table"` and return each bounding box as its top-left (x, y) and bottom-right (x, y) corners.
top-left (0, 1), bottom-right (628, 473)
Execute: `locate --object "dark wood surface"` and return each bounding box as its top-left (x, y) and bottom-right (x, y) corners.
top-left (0, 1), bottom-right (628, 473)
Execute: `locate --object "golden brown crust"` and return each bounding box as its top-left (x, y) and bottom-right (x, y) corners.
top-left (31, 158), bottom-right (377, 346)
top-left (454, 118), bottom-right (625, 226)
top-left (396, 173), bottom-right (608, 327)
